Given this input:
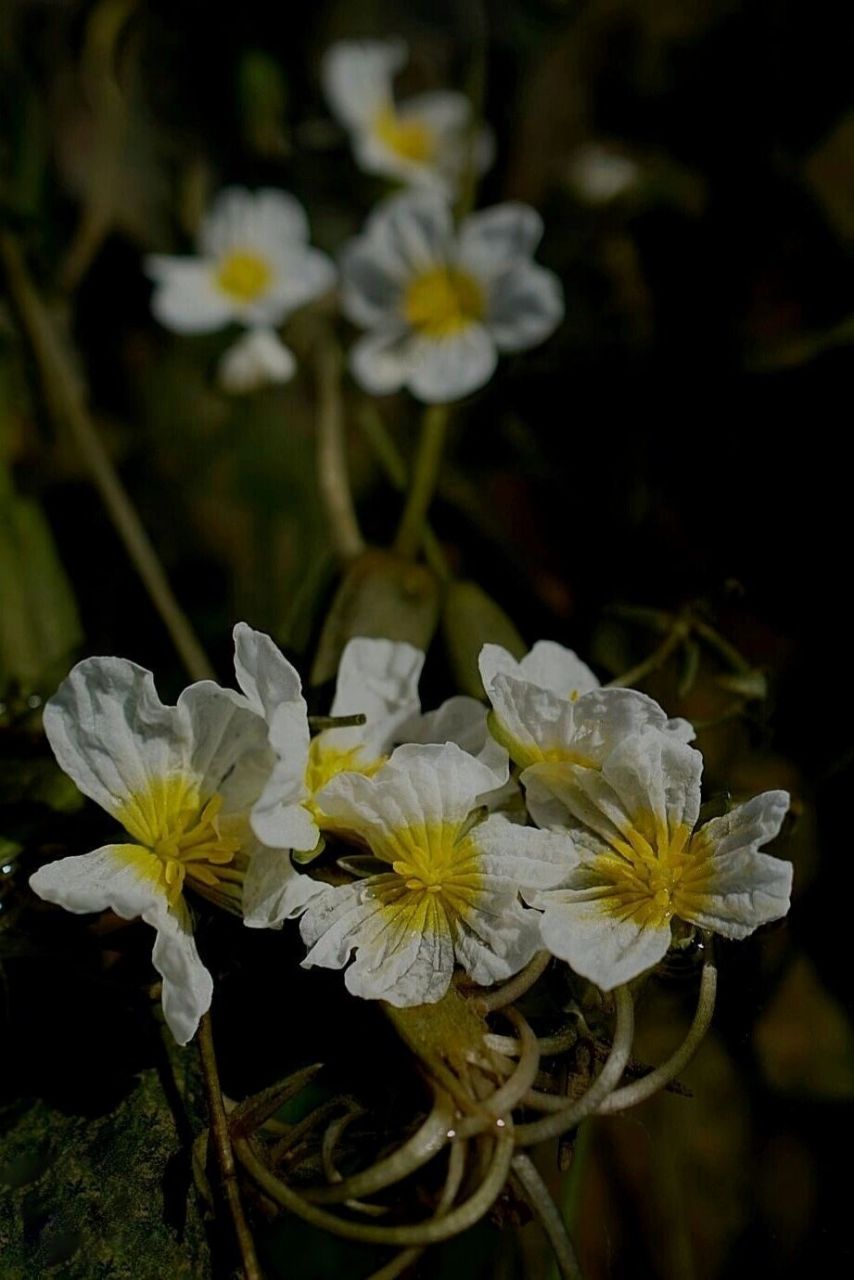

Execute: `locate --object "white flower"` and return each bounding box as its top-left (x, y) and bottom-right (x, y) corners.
top-left (340, 190), bottom-right (564, 403)
top-left (321, 38), bottom-right (492, 195)
top-left (217, 326), bottom-right (297, 393)
top-left (397, 694), bottom-right (509, 789)
top-left (145, 187), bottom-right (335, 374)
top-left (526, 727), bottom-right (793, 990)
top-left (300, 743), bottom-right (568, 1006)
top-left (28, 656), bottom-right (306, 1044)
top-left (234, 625), bottom-right (424, 859)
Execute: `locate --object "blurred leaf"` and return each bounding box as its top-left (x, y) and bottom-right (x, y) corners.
top-left (755, 955), bottom-right (854, 1098)
top-left (237, 50), bottom-right (289, 158)
top-left (442, 581), bottom-right (525, 699)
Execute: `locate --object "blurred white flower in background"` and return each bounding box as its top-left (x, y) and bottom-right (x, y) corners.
top-left (145, 187), bottom-right (336, 392)
top-left (567, 143), bottom-right (640, 205)
top-left (322, 38), bottom-right (492, 195)
top-left (340, 190), bottom-right (564, 403)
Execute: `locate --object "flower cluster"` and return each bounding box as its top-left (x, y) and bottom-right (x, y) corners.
top-left (145, 37), bottom-right (563, 401)
top-left (31, 630), bottom-right (792, 1043)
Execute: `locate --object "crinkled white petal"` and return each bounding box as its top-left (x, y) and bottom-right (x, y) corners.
top-left (487, 675), bottom-right (579, 769)
top-left (242, 844), bottom-right (327, 928)
top-left (178, 679), bottom-right (272, 816)
top-left (399, 695), bottom-right (509, 787)
top-left (199, 187), bottom-right (310, 258)
top-left (453, 896), bottom-right (542, 987)
top-left (480, 641), bottom-right (600, 701)
top-left (407, 325), bottom-right (498, 403)
top-left (472, 814), bottom-right (574, 891)
top-left (485, 262), bottom-right (564, 353)
top-left (537, 896), bottom-right (672, 990)
top-left (349, 329), bottom-right (411, 394)
top-left (321, 38), bottom-right (406, 130)
top-left (29, 843), bottom-right (167, 919)
top-left (326, 637), bottom-right (424, 761)
top-left (317, 742), bottom-right (501, 851)
top-left (43, 658), bottom-right (187, 819)
top-left (151, 900), bottom-right (214, 1044)
top-left (146, 257), bottom-right (235, 333)
top-left (681, 791), bottom-right (792, 938)
top-left (218, 328), bottom-right (296, 394)
top-left (457, 203), bottom-right (544, 276)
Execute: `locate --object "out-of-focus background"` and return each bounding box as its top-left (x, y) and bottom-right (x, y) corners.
top-left (1, 1), bottom-right (852, 1276)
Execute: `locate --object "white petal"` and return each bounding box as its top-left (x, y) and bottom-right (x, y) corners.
top-left (473, 814), bottom-right (574, 891)
top-left (457, 203), bottom-right (544, 275)
top-left (321, 39), bottom-right (406, 130)
top-left (327, 637), bottom-right (424, 759)
top-left (538, 897), bottom-right (672, 990)
top-left (362, 189), bottom-right (455, 277)
top-left (233, 622), bottom-right (304, 722)
top-left (407, 325), bottom-right (498, 403)
top-left (152, 901), bottom-right (214, 1044)
top-left (242, 844), bottom-right (326, 928)
top-left (339, 240), bottom-right (407, 329)
top-left (247, 247), bottom-right (336, 323)
top-left (486, 262), bottom-right (564, 353)
top-left (218, 328), bottom-right (296, 394)
top-left (680, 791), bottom-right (792, 939)
top-left (199, 187), bottom-right (309, 258)
top-left (317, 741), bottom-right (500, 852)
top-left (177, 679), bottom-right (271, 815)
top-left (146, 257), bottom-right (234, 333)
top-left (487, 675), bottom-right (579, 769)
top-left (397, 90), bottom-right (471, 134)
top-left (349, 329), bottom-right (411, 395)
top-left (453, 897), bottom-right (542, 987)
top-left (250, 759), bottom-right (318, 852)
top-left (42, 657), bottom-right (186, 819)
top-left (480, 640), bottom-right (599, 700)
top-left (399, 695), bottom-right (509, 786)
top-left (29, 843), bottom-right (167, 919)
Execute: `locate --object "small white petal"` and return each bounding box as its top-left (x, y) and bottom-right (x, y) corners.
top-left (152, 901), bottom-right (214, 1044)
top-left (339, 240), bottom-right (407, 329)
top-left (326, 637), bottom-right (424, 760)
top-left (247, 247), bottom-right (336, 324)
top-left (397, 90), bottom-right (471, 135)
top-left (178, 679), bottom-right (272, 815)
top-left (233, 622), bottom-right (304, 721)
top-left (538, 897), bottom-right (672, 990)
top-left (321, 39), bottom-right (406, 130)
top-left (473, 814), bottom-right (574, 891)
top-left (453, 897), bottom-right (542, 987)
top-left (362, 189), bottom-right (455, 276)
top-left (349, 329), bottom-right (411, 395)
top-left (485, 262), bottom-right (564, 353)
top-left (457, 204), bottom-right (545, 275)
top-left (479, 640), bottom-right (599, 700)
top-left (399, 695), bottom-right (509, 786)
top-left (199, 187), bottom-right (309, 259)
top-left (30, 844), bottom-right (167, 919)
top-left (242, 845), bottom-right (326, 928)
top-left (407, 325), bottom-right (498, 403)
top-left (218, 328), bottom-right (296, 394)
top-left (146, 257), bottom-right (234, 333)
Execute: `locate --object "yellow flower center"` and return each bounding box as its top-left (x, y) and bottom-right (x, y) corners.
top-left (304, 735), bottom-right (386, 826)
top-left (373, 106), bottom-right (437, 163)
top-left (215, 250), bottom-right (273, 304)
top-left (591, 815), bottom-right (709, 929)
top-left (115, 776), bottom-right (241, 906)
top-left (487, 711), bottom-right (598, 772)
top-left (370, 820), bottom-right (484, 935)
top-left (403, 267), bottom-right (485, 338)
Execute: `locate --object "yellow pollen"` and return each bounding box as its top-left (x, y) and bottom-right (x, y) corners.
top-left (403, 267), bottom-right (485, 338)
top-left (373, 106), bottom-right (437, 163)
top-left (592, 814), bottom-right (707, 929)
top-left (215, 250), bottom-right (273, 303)
top-left (370, 820), bottom-right (485, 936)
top-left (115, 776), bottom-right (240, 905)
top-left (304, 735), bottom-right (386, 826)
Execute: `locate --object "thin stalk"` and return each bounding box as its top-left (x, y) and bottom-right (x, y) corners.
top-left (393, 405), bottom-right (450, 559)
top-left (514, 987), bottom-right (634, 1146)
top-left (308, 713), bottom-right (367, 731)
top-left (458, 1010), bottom-right (540, 1136)
top-left (0, 231), bottom-right (213, 683)
top-left (484, 1025), bottom-right (577, 1059)
top-left (597, 950), bottom-right (717, 1114)
top-left (512, 1152), bottom-right (583, 1280)
top-left (234, 1130), bottom-right (514, 1246)
top-left (314, 334), bottom-right (365, 563)
top-left (606, 617), bottom-right (691, 690)
top-left (198, 1014), bottom-right (262, 1280)
top-left (364, 1137), bottom-right (468, 1280)
top-left (475, 950), bottom-right (551, 1015)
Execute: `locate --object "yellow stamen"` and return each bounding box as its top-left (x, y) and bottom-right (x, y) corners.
top-left (403, 267), bottom-right (485, 339)
top-left (370, 820), bottom-right (485, 936)
top-left (215, 250), bottom-right (273, 304)
top-left (373, 106), bottom-right (437, 163)
top-left (115, 777), bottom-right (241, 905)
top-left (592, 813), bottom-right (702, 929)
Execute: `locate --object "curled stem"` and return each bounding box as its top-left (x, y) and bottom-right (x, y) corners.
top-left (597, 948), bottom-right (717, 1115)
top-left (0, 232), bottom-right (214, 684)
top-left (475, 950), bottom-right (551, 1015)
top-left (234, 1129), bottom-right (514, 1246)
top-left (458, 1010), bottom-right (539, 1138)
top-left (198, 1014), bottom-right (262, 1280)
top-left (511, 1151), bottom-right (584, 1280)
top-left (484, 1025), bottom-right (577, 1059)
top-left (314, 334), bottom-right (365, 563)
top-left (393, 405), bottom-right (450, 560)
top-left (364, 1136), bottom-right (468, 1279)
top-left (514, 986), bottom-right (634, 1146)
top-left (607, 616), bottom-right (691, 690)
top-left (303, 1093), bottom-right (455, 1204)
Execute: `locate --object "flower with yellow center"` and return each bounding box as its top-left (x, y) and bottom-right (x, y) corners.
top-left (524, 727), bottom-right (793, 990)
top-left (321, 39), bottom-right (492, 195)
top-left (29, 653), bottom-right (315, 1043)
top-left (341, 190), bottom-right (564, 404)
top-left (300, 743), bottom-right (569, 1006)
top-left (145, 187), bottom-right (335, 393)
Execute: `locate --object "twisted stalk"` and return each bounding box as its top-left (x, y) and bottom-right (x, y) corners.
top-left (511, 1152), bottom-right (583, 1280)
top-left (597, 949), bottom-right (717, 1115)
top-left (365, 1137), bottom-right (468, 1280)
top-left (474, 949), bottom-right (551, 1015)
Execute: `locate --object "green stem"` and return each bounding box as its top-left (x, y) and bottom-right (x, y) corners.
top-left (512, 1151), bottom-right (583, 1280)
top-left (314, 333), bottom-right (365, 563)
top-left (393, 405), bottom-right (450, 560)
